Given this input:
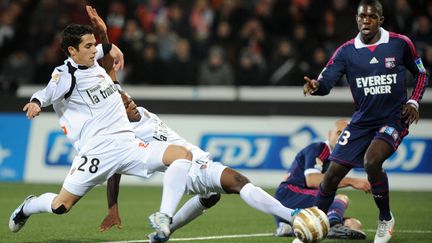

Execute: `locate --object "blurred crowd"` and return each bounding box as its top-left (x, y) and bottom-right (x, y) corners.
top-left (0, 0), bottom-right (431, 92)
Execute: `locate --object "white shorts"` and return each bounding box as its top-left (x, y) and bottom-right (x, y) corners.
top-left (186, 155), bottom-right (227, 196)
top-left (63, 136), bottom-right (170, 196)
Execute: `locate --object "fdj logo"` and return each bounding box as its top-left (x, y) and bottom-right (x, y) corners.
top-left (202, 135), bottom-right (273, 168)
top-left (385, 138), bottom-right (432, 173)
top-left (45, 131), bottom-right (75, 166)
top-left (200, 128), bottom-right (321, 170)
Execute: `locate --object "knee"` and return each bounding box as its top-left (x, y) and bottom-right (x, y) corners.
top-left (225, 173), bottom-right (250, 193)
top-left (335, 194), bottom-right (349, 207)
top-left (185, 149), bottom-right (193, 161)
top-left (363, 157), bottom-right (382, 174)
top-left (199, 193), bottom-right (221, 209)
top-left (177, 146), bottom-right (193, 161)
top-left (164, 145), bottom-right (193, 165)
top-left (320, 175), bottom-right (339, 192)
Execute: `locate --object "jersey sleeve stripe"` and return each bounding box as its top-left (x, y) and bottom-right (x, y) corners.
top-left (411, 73), bottom-right (427, 101)
top-left (318, 144), bottom-right (330, 161)
top-left (390, 32), bottom-right (428, 102)
top-left (389, 32), bottom-right (417, 59)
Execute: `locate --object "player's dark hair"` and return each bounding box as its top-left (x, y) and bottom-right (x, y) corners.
top-left (358, 0), bottom-right (383, 16)
top-left (60, 24), bottom-right (94, 57)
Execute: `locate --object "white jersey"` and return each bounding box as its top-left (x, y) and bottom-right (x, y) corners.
top-left (131, 107), bottom-right (209, 162)
top-left (130, 107), bottom-right (227, 195)
top-left (31, 45), bottom-right (134, 154)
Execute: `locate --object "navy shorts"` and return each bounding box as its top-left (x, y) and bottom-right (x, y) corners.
top-left (330, 120), bottom-right (408, 168)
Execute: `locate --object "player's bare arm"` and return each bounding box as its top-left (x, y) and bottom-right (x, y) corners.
top-left (86, 5), bottom-right (123, 71)
top-left (23, 101), bottom-right (41, 119)
top-left (402, 103), bottom-right (419, 125)
top-left (303, 76), bottom-right (319, 96)
top-left (86, 5), bottom-right (108, 43)
top-left (99, 174), bottom-right (123, 232)
top-left (339, 177), bottom-right (371, 193)
top-left (86, 5), bottom-right (115, 75)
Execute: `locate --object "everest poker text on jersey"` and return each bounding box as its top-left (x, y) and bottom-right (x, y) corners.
top-left (355, 73), bottom-right (397, 96)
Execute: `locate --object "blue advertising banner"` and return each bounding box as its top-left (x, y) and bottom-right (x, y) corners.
top-left (45, 131), bottom-right (75, 166)
top-left (200, 126), bottom-right (432, 174)
top-left (0, 114), bottom-right (30, 181)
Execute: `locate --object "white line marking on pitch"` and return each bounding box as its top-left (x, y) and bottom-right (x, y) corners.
top-left (102, 229), bottom-right (432, 243)
top-left (102, 233), bottom-right (272, 243)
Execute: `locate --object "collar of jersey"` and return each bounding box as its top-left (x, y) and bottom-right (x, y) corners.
top-left (65, 57), bottom-right (91, 70)
top-left (354, 27), bottom-right (389, 49)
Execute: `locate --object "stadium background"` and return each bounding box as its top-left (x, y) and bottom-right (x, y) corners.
top-left (0, 0), bottom-right (431, 188)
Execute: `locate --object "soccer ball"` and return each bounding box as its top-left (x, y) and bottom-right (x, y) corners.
top-left (292, 207), bottom-right (330, 243)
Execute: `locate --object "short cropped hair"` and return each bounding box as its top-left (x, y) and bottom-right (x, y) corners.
top-left (60, 24), bottom-right (94, 56)
top-left (358, 0), bottom-right (383, 16)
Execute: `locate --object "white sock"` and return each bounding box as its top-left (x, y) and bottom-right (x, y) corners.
top-left (170, 195), bottom-right (206, 233)
top-left (160, 159), bottom-right (191, 217)
top-left (22, 193), bottom-right (57, 216)
top-left (240, 183), bottom-right (295, 223)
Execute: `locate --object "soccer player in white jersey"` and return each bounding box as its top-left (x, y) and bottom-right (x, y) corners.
top-left (9, 22), bottom-right (195, 241)
top-left (80, 7), bottom-right (302, 241)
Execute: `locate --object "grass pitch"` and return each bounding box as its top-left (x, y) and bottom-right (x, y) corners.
top-left (1, 183), bottom-right (431, 242)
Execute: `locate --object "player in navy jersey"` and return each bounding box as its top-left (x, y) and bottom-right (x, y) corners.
top-left (303, 1), bottom-right (429, 242)
top-left (274, 119), bottom-right (370, 239)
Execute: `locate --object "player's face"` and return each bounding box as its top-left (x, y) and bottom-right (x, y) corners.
top-left (70, 34), bottom-right (97, 67)
top-left (121, 92), bottom-right (142, 122)
top-left (356, 5), bottom-right (384, 43)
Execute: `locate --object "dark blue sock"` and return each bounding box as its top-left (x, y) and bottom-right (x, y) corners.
top-left (314, 184), bottom-right (336, 213)
top-left (370, 173), bottom-right (391, 221)
top-left (327, 197), bottom-right (347, 226)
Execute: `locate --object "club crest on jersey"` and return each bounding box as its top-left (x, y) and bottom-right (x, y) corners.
top-left (385, 57), bottom-right (396, 69)
top-left (50, 73), bottom-right (61, 83)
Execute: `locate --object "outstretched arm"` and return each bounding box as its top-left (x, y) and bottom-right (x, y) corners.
top-left (99, 173), bottom-right (123, 232)
top-left (86, 5), bottom-right (123, 72)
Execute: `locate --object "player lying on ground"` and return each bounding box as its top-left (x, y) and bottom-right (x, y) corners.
top-left (85, 6), bottom-right (305, 242)
top-left (303, 1), bottom-right (429, 242)
top-left (103, 88), bottom-right (307, 242)
top-left (9, 12), bottom-right (195, 238)
top-left (274, 119), bottom-right (370, 239)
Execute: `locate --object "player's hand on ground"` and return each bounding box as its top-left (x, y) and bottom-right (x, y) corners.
top-left (86, 5), bottom-right (107, 37)
top-left (303, 76), bottom-right (319, 96)
top-left (402, 103), bottom-right (419, 125)
top-left (99, 212), bottom-right (123, 232)
top-left (23, 102), bottom-right (41, 119)
top-left (110, 44), bottom-right (124, 71)
top-left (351, 178), bottom-right (371, 193)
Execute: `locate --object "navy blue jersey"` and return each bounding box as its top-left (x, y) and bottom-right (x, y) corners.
top-left (313, 28), bottom-right (428, 126)
top-left (284, 141), bottom-right (330, 188)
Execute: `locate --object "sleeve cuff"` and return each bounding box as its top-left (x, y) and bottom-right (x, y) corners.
top-left (113, 81), bottom-right (122, 91)
top-left (30, 98), bottom-right (42, 107)
top-left (407, 99), bottom-right (419, 110)
top-left (102, 43), bottom-right (112, 56)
